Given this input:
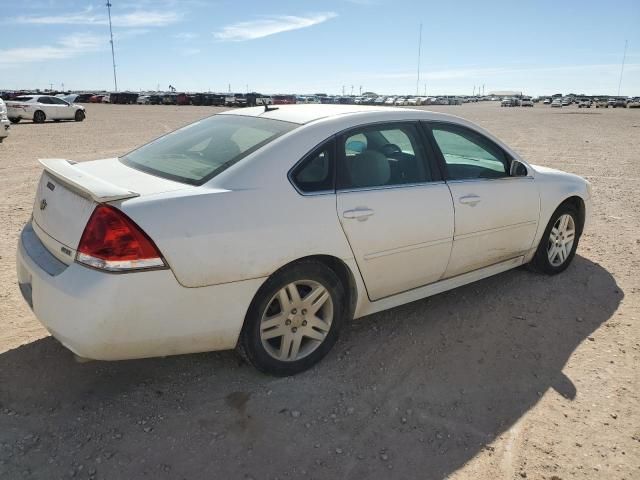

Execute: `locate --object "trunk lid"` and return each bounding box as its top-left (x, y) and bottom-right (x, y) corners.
top-left (32, 158), bottom-right (188, 259)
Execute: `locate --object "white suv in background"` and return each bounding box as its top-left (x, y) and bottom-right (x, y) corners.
top-left (0, 98), bottom-right (9, 143)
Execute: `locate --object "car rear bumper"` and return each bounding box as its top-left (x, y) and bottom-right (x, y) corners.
top-left (16, 221), bottom-right (265, 361)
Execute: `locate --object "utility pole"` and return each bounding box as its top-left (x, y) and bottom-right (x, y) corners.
top-left (618, 39), bottom-right (628, 96)
top-left (359, 85), bottom-right (362, 95)
top-left (106, 2), bottom-right (118, 92)
top-left (416, 23), bottom-right (422, 96)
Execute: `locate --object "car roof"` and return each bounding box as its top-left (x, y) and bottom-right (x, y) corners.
top-left (220, 104), bottom-right (441, 125)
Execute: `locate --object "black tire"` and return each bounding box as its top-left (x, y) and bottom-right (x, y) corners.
top-left (237, 260), bottom-right (346, 376)
top-left (528, 203), bottom-right (582, 275)
top-left (75, 110), bottom-right (85, 122)
top-left (9, 118), bottom-right (20, 124)
top-left (33, 110), bottom-right (46, 123)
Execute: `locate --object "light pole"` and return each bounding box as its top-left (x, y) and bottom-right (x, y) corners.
top-left (106, 2), bottom-right (118, 92)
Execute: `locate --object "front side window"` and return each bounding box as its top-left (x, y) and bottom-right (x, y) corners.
top-left (290, 141), bottom-right (334, 193)
top-left (50, 97), bottom-right (70, 105)
top-left (430, 125), bottom-right (510, 180)
top-left (121, 115), bottom-right (296, 185)
top-left (338, 123), bottom-right (430, 190)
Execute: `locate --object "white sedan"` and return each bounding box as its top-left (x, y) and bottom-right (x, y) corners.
top-left (17, 105), bottom-right (591, 375)
top-left (0, 98), bottom-right (9, 142)
top-left (6, 95), bottom-right (86, 124)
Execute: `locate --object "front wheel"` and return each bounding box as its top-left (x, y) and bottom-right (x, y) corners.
top-left (237, 260), bottom-right (346, 376)
top-left (529, 204), bottom-right (581, 274)
top-left (75, 110), bottom-right (85, 122)
top-left (9, 117), bottom-right (20, 124)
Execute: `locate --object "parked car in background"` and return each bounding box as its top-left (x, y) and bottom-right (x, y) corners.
top-left (272, 95), bottom-right (297, 105)
top-left (137, 95), bottom-right (150, 105)
top-left (543, 98), bottom-right (552, 104)
top-left (501, 97), bottom-right (514, 107)
top-left (551, 98), bottom-right (563, 108)
top-left (595, 98), bottom-right (609, 108)
top-left (578, 99), bottom-right (592, 108)
top-left (520, 97), bottom-right (534, 107)
top-left (74, 93), bottom-right (94, 103)
top-left (628, 97), bottom-right (640, 108)
top-left (176, 93), bottom-right (192, 106)
top-left (374, 96), bottom-right (386, 104)
top-left (89, 95), bottom-right (105, 103)
top-left (102, 94), bottom-right (111, 104)
top-left (406, 97), bottom-right (419, 106)
top-left (612, 98), bottom-right (628, 108)
top-left (6, 95), bottom-right (86, 123)
top-left (110, 92), bottom-right (139, 105)
top-left (384, 97), bottom-right (397, 105)
top-left (561, 98), bottom-right (571, 106)
top-left (394, 97), bottom-right (406, 106)
top-left (607, 98), bottom-right (616, 107)
top-left (17, 105), bottom-right (591, 375)
top-left (0, 98), bottom-right (10, 143)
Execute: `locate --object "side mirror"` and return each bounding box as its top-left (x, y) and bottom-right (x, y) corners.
top-left (510, 159), bottom-right (528, 177)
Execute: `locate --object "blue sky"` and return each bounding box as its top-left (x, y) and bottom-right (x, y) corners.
top-left (1, 0), bottom-right (639, 96)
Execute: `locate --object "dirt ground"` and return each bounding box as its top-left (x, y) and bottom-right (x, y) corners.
top-left (0, 103), bottom-right (638, 480)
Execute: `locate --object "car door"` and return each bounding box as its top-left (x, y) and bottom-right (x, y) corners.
top-left (425, 122), bottom-right (540, 278)
top-left (49, 97), bottom-right (74, 119)
top-left (36, 97), bottom-right (56, 118)
top-left (336, 122), bottom-right (454, 301)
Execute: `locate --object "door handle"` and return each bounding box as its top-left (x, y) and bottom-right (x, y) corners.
top-left (343, 208), bottom-right (374, 221)
top-left (459, 195), bottom-right (481, 206)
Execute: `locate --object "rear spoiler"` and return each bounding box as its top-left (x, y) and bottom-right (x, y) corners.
top-left (39, 158), bottom-right (140, 203)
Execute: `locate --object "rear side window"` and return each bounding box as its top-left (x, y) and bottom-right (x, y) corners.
top-left (38, 97), bottom-right (53, 104)
top-left (121, 115), bottom-right (297, 185)
top-left (430, 124), bottom-right (510, 180)
top-left (338, 123), bottom-right (431, 190)
top-left (290, 141), bottom-right (334, 193)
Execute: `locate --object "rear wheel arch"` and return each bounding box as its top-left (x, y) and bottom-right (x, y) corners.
top-left (253, 255), bottom-right (358, 321)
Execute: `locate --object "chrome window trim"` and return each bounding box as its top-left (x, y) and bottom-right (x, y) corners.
top-left (445, 175), bottom-right (534, 184)
top-left (337, 180), bottom-right (446, 194)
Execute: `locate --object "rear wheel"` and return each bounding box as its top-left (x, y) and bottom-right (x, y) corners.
top-left (237, 260), bottom-right (346, 376)
top-left (9, 118), bottom-right (20, 124)
top-left (75, 110), bottom-right (85, 122)
top-left (33, 110), bottom-right (46, 123)
top-left (529, 204), bottom-right (581, 274)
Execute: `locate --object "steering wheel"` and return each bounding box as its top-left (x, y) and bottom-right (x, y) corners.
top-left (380, 143), bottom-right (402, 156)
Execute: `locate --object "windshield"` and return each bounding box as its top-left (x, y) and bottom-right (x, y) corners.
top-left (121, 115), bottom-right (297, 185)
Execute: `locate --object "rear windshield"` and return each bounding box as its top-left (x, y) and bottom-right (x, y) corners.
top-left (121, 115), bottom-right (297, 185)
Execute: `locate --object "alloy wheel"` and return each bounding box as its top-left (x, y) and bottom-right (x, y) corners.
top-left (260, 280), bottom-right (333, 362)
top-left (547, 214), bottom-right (576, 267)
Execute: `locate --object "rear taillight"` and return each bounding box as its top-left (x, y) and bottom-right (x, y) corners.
top-left (76, 205), bottom-right (166, 272)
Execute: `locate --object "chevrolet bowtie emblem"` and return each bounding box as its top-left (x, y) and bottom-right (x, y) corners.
top-left (40, 199), bottom-right (47, 211)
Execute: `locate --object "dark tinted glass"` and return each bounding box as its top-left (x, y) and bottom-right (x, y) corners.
top-left (338, 123), bottom-right (430, 189)
top-left (291, 142), bottom-right (334, 193)
top-left (121, 115), bottom-right (296, 185)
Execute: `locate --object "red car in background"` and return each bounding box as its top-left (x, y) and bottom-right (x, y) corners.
top-left (272, 95), bottom-right (297, 105)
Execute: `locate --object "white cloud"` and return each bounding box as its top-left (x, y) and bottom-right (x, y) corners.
top-left (214, 12), bottom-right (337, 41)
top-left (367, 63), bottom-right (640, 81)
top-left (13, 9), bottom-right (181, 27)
top-left (0, 33), bottom-right (104, 67)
